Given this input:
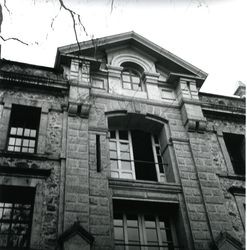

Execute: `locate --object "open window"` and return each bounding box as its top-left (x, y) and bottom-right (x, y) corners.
top-left (113, 200), bottom-right (179, 250)
top-left (109, 130), bottom-right (166, 182)
top-left (7, 104), bottom-right (41, 153)
top-left (0, 185), bottom-right (35, 249)
top-left (121, 62), bottom-right (144, 91)
top-left (223, 133), bottom-right (245, 175)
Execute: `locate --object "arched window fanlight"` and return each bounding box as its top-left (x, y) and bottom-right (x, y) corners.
top-left (121, 62), bottom-right (144, 91)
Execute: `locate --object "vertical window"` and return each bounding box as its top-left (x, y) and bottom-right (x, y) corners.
top-left (113, 212), bottom-right (176, 249)
top-left (223, 133), bottom-right (245, 175)
top-left (7, 105), bottom-right (41, 153)
top-left (109, 130), bottom-right (165, 182)
top-left (121, 62), bottom-right (144, 92)
top-left (122, 68), bottom-right (142, 91)
top-left (0, 186), bottom-right (35, 249)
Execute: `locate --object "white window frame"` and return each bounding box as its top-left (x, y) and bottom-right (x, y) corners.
top-left (109, 130), bottom-right (165, 182)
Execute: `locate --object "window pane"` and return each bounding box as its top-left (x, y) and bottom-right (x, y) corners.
top-left (15, 138), bottom-right (22, 146)
top-left (132, 84), bottom-right (141, 91)
top-left (28, 148), bottom-right (34, 153)
top-left (121, 173), bottom-right (133, 179)
top-left (30, 130), bottom-right (36, 137)
top-left (23, 139), bottom-right (29, 147)
top-left (111, 172), bottom-right (119, 178)
top-left (121, 161), bottom-right (131, 170)
top-left (127, 215), bottom-right (138, 226)
top-left (128, 227), bottom-right (139, 241)
top-left (110, 150), bottom-right (118, 158)
top-left (14, 147), bottom-right (21, 152)
top-left (8, 146), bottom-right (14, 151)
top-left (110, 141), bottom-right (117, 150)
top-left (114, 218), bottom-right (123, 226)
top-left (121, 152), bottom-right (130, 160)
top-left (17, 128), bottom-right (23, 136)
top-left (122, 74), bottom-right (131, 82)
top-left (120, 143), bottom-right (129, 152)
top-left (132, 76), bottom-right (140, 84)
top-left (29, 140), bottom-right (35, 147)
top-left (119, 131), bottom-right (128, 140)
top-left (146, 228), bottom-right (158, 243)
top-left (22, 148), bottom-right (28, 153)
top-left (111, 160), bottom-right (118, 169)
top-left (10, 127), bottom-right (17, 135)
top-left (24, 129), bottom-right (30, 137)
top-left (114, 227), bottom-right (124, 240)
top-left (110, 131), bottom-right (116, 139)
top-left (9, 137), bottom-right (15, 146)
top-left (123, 82), bottom-right (131, 89)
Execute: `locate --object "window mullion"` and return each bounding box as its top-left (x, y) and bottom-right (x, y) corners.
top-left (156, 216), bottom-right (163, 250)
top-left (123, 213), bottom-right (129, 250)
top-left (116, 130), bottom-right (122, 178)
top-left (128, 131), bottom-right (136, 180)
top-left (140, 214), bottom-right (147, 250)
top-left (151, 135), bottom-right (161, 182)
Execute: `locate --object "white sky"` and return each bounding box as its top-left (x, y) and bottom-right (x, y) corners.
top-left (1, 0), bottom-right (247, 96)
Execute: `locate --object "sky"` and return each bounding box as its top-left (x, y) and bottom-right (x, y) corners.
top-left (0, 0), bottom-right (247, 96)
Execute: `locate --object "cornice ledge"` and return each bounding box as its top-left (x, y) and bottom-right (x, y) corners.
top-left (109, 178), bottom-right (182, 193)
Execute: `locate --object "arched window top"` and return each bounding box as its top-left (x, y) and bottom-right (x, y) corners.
top-left (121, 62), bottom-right (144, 91)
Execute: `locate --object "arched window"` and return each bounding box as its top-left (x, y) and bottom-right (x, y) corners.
top-left (107, 113), bottom-right (171, 183)
top-left (121, 62), bottom-right (144, 91)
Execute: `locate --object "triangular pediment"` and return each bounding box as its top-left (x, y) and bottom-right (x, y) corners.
top-left (58, 222), bottom-right (94, 249)
top-left (55, 31), bottom-right (207, 80)
top-left (213, 231), bottom-right (243, 250)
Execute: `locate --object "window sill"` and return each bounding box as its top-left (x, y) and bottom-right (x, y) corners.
top-left (217, 173), bottom-right (245, 181)
top-left (0, 150), bottom-right (60, 161)
top-left (0, 165), bottom-right (51, 178)
top-left (109, 177), bottom-right (182, 193)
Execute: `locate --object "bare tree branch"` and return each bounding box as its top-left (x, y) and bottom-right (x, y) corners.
top-left (58, 0), bottom-right (89, 53)
top-left (51, 6), bottom-right (62, 30)
top-left (0, 35), bottom-right (28, 45)
top-left (3, 0), bottom-right (10, 15)
top-left (110, 0), bottom-right (114, 14)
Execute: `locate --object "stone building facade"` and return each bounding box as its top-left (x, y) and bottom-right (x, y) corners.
top-left (0, 32), bottom-right (245, 250)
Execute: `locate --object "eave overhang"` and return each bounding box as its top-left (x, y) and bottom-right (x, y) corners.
top-left (0, 70), bottom-right (68, 93)
top-left (167, 72), bottom-right (206, 88)
top-left (57, 53), bottom-right (102, 71)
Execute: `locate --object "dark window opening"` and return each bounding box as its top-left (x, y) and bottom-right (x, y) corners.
top-left (113, 200), bottom-right (179, 250)
top-left (0, 185), bottom-right (35, 249)
top-left (7, 105), bottom-right (41, 154)
top-left (96, 134), bottom-right (101, 172)
top-left (109, 129), bottom-right (165, 182)
top-left (223, 133), bottom-right (245, 175)
top-left (131, 130), bottom-right (157, 181)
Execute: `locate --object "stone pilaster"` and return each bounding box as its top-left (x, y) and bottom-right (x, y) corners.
top-left (68, 59), bottom-right (91, 118)
top-left (143, 71), bottom-right (160, 100)
top-left (107, 65), bottom-right (123, 94)
top-left (176, 77), bottom-right (206, 132)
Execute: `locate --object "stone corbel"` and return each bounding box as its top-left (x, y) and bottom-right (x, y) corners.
top-left (143, 71), bottom-right (160, 84)
top-left (68, 103), bottom-right (78, 116)
top-left (106, 65), bottom-right (123, 78)
top-left (78, 101), bottom-right (91, 118)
